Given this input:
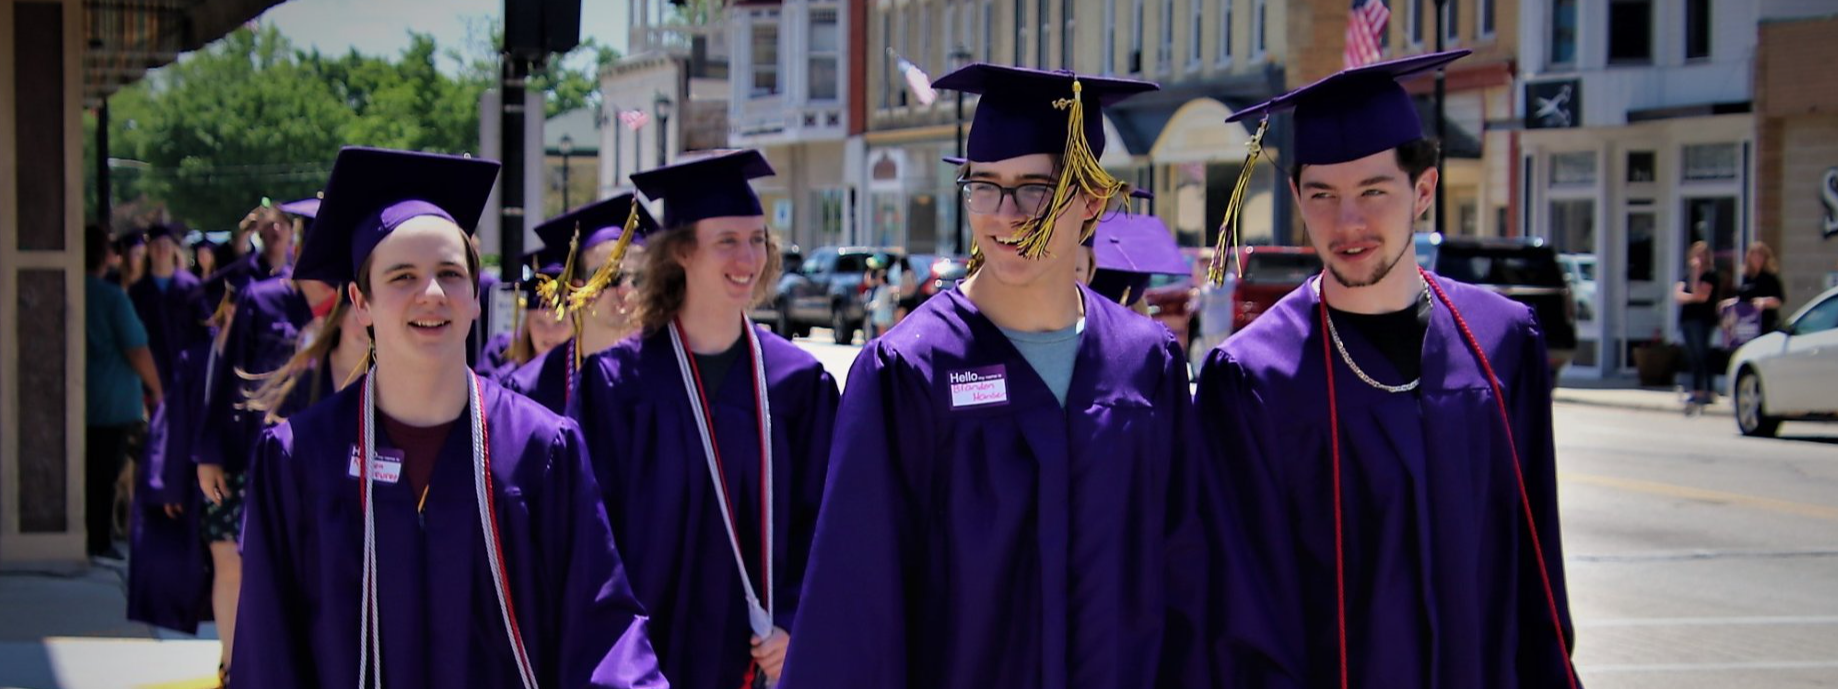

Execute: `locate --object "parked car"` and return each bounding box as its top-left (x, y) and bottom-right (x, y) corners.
top-left (1143, 268), bottom-right (1198, 355)
top-left (770, 246), bottom-right (910, 345)
top-left (1192, 246), bottom-right (1322, 356)
top-left (1416, 233), bottom-right (1579, 378)
top-left (749, 245), bottom-right (803, 329)
top-left (1727, 285), bottom-right (1838, 437)
top-left (904, 253), bottom-right (971, 302)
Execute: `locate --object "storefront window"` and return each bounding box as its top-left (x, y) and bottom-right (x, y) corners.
top-left (1548, 199), bottom-right (1595, 255)
top-left (1549, 151), bottom-right (1597, 187)
top-left (1682, 143), bottom-right (1738, 182)
top-left (811, 188), bottom-right (846, 248)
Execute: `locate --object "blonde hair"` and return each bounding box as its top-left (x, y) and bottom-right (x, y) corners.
top-left (1745, 241), bottom-right (1779, 276)
top-left (241, 295), bottom-right (368, 424)
top-left (632, 225), bottom-right (782, 335)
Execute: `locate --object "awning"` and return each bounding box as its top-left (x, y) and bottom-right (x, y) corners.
top-left (84, 0), bottom-right (289, 107)
top-left (1103, 64), bottom-right (1287, 160)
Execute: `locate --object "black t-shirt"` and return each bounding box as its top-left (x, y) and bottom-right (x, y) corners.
top-left (1680, 269), bottom-right (1722, 325)
top-left (1738, 271), bottom-right (1786, 332)
top-left (692, 334), bottom-right (749, 393)
top-left (1329, 291), bottom-right (1431, 385)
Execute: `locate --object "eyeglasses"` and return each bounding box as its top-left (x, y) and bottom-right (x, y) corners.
top-left (959, 180), bottom-right (1055, 216)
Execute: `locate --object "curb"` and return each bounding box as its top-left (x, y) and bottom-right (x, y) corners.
top-left (1553, 393), bottom-right (1734, 418)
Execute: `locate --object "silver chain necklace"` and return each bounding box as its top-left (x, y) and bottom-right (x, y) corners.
top-left (1314, 277), bottom-right (1430, 394)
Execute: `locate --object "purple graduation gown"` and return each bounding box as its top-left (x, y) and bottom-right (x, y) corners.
top-left (500, 340), bottom-right (582, 415)
top-left (128, 339), bottom-right (215, 633)
top-left (468, 271), bottom-right (501, 368)
top-left (202, 250), bottom-right (286, 311)
top-left (1193, 274), bottom-right (1579, 688)
top-left (234, 376), bottom-right (666, 689)
top-left (128, 269), bottom-right (211, 390)
top-left (480, 331), bottom-right (515, 378)
top-left (780, 285), bottom-right (1218, 689)
top-left (197, 277), bottom-right (311, 474)
top-left (571, 325), bottom-right (839, 689)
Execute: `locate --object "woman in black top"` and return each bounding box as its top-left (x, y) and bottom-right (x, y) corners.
top-left (1727, 241), bottom-right (1786, 333)
top-left (1673, 241), bottom-right (1721, 404)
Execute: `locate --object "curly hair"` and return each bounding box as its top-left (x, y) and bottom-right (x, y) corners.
top-left (631, 225), bottom-right (782, 335)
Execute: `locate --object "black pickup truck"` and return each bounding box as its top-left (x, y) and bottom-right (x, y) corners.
top-left (1415, 234), bottom-right (1579, 380)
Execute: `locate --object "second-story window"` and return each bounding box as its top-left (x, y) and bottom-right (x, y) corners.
top-left (1478, 0), bottom-right (1495, 40)
top-left (1218, 0), bottom-right (1232, 65)
top-left (983, 0), bottom-right (994, 61)
top-left (1158, 0), bottom-right (1173, 72)
top-left (1549, 0), bottom-right (1578, 68)
top-left (1130, 0), bottom-right (1145, 74)
top-left (1103, 0), bottom-right (1116, 73)
top-left (1039, 0), bottom-right (1051, 68)
top-left (1062, 0), bottom-right (1074, 69)
top-left (751, 22), bottom-right (779, 97)
top-left (1407, 0), bottom-right (1423, 46)
top-left (1253, 0), bottom-right (1266, 58)
top-left (880, 11), bottom-right (892, 109)
top-left (1685, 0), bottom-right (1712, 60)
top-left (1188, 0), bottom-right (1202, 67)
top-left (1442, 0), bottom-right (1458, 45)
top-left (1609, 0), bottom-right (1652, 64)
top-left (809, 8), bottom-right (839, 101)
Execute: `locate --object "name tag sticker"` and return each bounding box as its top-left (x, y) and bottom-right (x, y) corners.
top-left (949, 365), bottom-right (1009, 409)
top-left (348, 446), bottom-right (405, 485)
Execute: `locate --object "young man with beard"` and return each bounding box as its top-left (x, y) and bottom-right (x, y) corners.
top-left (1195, 51), bottom-right (1582, 688)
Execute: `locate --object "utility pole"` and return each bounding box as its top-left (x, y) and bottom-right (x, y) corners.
top-left (501, 51), bottom-right (533, 283)
top-left (97, 99), bottom-right (110, 229)
top-left (1433, 0), bottom-right (1447, 236)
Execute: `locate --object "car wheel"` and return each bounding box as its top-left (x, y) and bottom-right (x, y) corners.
top-left (1735, 369), bottom-right (1782, 438)
top-left (830, 307), bottom-right (855, 345)
top-left (775, 298), bottom-right (794, 339)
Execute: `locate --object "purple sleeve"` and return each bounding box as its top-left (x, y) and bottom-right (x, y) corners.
top-left (230, 424), bottom-right (312, 689)
top-left (1153, 335), bottom-right (1223, 688)
top-left (1194, 349), bottom-right (1308, 688)
top-left (1508, 308), bottom-right (1583, 687)
top-left (776, 366), bottom-right (841, 632)
top-left (780, 345), bottom-right (925, 689)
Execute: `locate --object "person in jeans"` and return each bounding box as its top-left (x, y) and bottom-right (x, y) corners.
top-left (1673, 240), bottom-right (1722, 405)
top-left (85, 224), bottom-right (164, 559)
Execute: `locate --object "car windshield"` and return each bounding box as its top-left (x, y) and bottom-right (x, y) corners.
top-left (1244, 252), bottom-right (1322, 284)
top-left (1437, 247), bottom-right (1565, 286)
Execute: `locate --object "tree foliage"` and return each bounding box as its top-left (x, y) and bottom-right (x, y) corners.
top-left (90, 21), bottom-right (608, 230)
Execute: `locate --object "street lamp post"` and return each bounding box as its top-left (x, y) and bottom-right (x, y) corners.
top-left (1432, 0), bottom-right (1448, 236)
top-left (655, 93), bottom-right (675, 168)
top-left (559, 133), bottom-right (574, 211)
top-left (950, 45), bottom-right (974, 256)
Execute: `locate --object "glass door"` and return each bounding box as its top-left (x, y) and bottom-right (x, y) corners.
top-left (1620, 208), bottom-right (1661, 371)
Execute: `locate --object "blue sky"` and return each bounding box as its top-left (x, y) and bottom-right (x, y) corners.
top-left (257, 0), bottom-right (628, 74)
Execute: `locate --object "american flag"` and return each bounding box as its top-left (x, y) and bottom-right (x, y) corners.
top-left (1343, 0), bottom-right (1390, 69)
top-left (889, 49), bottom-right (938, 106)
top-left (619, 109), bottom-right (650, 131)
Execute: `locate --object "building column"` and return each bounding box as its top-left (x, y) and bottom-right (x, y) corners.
top-left (1, 0), bottom-right (89, 567)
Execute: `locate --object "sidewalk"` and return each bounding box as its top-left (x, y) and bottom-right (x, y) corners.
top-left (0, 561), bottom-right (221, 689)
top-left (1554, 376), bottom-right (1734, 417)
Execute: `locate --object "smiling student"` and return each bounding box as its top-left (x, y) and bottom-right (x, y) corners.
top-left (779, 65), bottom-right (1217, 689)
top-left (570, 149), bottom-right (839, 689)
top-left (232, 147), bottom-right (664, 689)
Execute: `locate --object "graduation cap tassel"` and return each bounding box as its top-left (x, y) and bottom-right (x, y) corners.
top-left (998, 79), bottom-right (1129, 260)
top-left (570, 202), bottom-right (643, 316)
top-left (1206, 116), bottom-right (1270, 286)
top-left (535, 225), bottom-right (584, 322)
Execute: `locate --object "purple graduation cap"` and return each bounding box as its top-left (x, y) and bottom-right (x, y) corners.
top-left (934, 63), bottom-right (1157, 163)
top-left (292, 147), bottom-right (500, 284)
top-left (1086, 212), bottom-right (1189, 306)
top-left (278, 197), bottom-right (322, 220)
top-left (628, 149), bottom-right (775, 229)
top-left (1228, 49), bottom-right (1470, 166)
top-left (529, 192), bottom-right (659, 316)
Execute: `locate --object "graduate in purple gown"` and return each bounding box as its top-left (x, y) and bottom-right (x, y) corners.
top-left (484, 250), bottom-right (572, 382)
top-left (781, 66), bottom-right (1218, 689)
top-left (1083, 211), bottom-right (1189, 309)
top-left (571, 150), bottom-right (839, 689)
top-left (203, 201), bottom-right (296, 308)
top-left (128, 223), bottom-right (212, 390)
top-left (234, 146), bottom-right (664, 689)
top-left (501, 193), bottom-right (658, 414)
top-left (128, 337), bottom-right (215, 635)
top-left (1193, 51), bottom-right (1582, 688)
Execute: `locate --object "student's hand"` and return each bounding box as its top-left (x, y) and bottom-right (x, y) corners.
top-left (750, 626), bottom-right (790, 681)
top-left (163, 503), bottom-right (184, 519)
top-left (198, 465), bottom-right (230, 506)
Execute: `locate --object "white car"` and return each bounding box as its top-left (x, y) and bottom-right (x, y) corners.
top-left (1728, 285), bottom-right (1838, 437)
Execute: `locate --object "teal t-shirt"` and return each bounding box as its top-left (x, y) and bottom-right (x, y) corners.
top-left (86, 275), bottom-right (149, 426)
top-left (996, 317), bottom-right (1086, 409)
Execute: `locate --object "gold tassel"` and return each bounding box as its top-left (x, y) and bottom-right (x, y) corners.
top-left (534, 223), bottom-right (583, 321)
top-left (995, 79), bottom-right (1128, 261)
top-left (1206, 116), bottom-right (1270, 286)
top-left (570, 202), bottom-right (642, 315)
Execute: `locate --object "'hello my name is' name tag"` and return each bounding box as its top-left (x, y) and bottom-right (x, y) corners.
top-left (348, 446), bottom-right (405, 484)
top-left (949, 365), bottom-right (1009, 409)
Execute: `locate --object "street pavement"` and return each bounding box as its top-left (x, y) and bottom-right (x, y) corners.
top-left (2, 331), bottom-right (1832, 688)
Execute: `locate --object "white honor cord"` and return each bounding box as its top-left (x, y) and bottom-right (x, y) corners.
top-left (355, 370), bottom-right (539, 689)
top-left (667, 320), bottom-right (775, 638)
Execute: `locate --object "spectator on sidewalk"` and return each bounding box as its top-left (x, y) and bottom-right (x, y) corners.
top-left (85, 224), bottom-right (163, 560)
